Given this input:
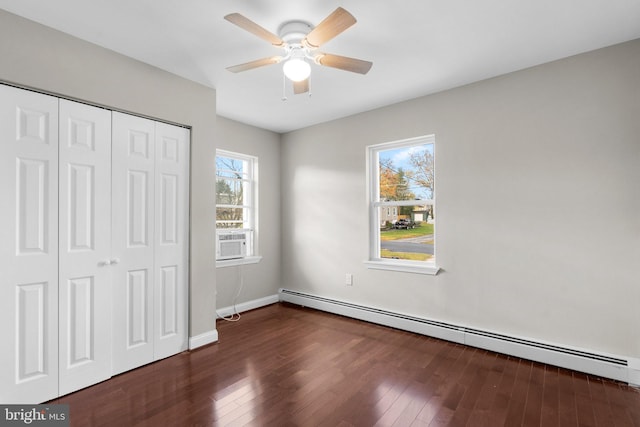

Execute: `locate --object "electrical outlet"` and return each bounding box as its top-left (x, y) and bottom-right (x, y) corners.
top-left (345, 273), bottom-right (353, 286)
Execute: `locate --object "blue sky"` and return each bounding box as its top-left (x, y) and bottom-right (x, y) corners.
top-left (379, 143), bottom-right (434, 199)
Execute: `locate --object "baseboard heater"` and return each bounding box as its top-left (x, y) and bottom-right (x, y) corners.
top-left (279, 289), bottom-right (636, 384)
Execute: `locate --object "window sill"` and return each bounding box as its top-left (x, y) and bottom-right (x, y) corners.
top-left (216, 256), bottom-right (262, 268)
top-left (364, 259), bottom-right (440, 275)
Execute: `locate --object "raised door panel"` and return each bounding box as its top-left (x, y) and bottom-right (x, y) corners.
top-left (0, 85), bottom-right (59, 404)
top-left (153, 123), bottom-right (189, 360)
top-left (111, 112), bottom-right (155, 375)
top-left (58, 100), bottom-right (112, 395)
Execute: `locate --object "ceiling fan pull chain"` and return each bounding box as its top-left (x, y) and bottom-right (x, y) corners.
top-left (281, 73), bottom-right (288, 101)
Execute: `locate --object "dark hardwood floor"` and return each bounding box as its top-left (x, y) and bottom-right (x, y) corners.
top-left (51, 302), bottom-right (640, 426)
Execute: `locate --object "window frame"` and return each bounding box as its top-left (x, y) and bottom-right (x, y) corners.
top-left (365, 135), bottom-right (440, 275)
top-left (215, 149), bottom-right (261, 267)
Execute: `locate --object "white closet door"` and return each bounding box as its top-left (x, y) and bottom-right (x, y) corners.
top-left (58, 100), bottom-right (112, 395)
top-left (111, 112), bottom-right (156, 375)
top-left (153, 123), bottom-right (189, 360)
top-left (0, 85), bottom-right (59, 403)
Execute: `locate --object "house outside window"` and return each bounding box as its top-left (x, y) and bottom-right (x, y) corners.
top-left (215, 150), bottom-right (259, 265)
top-left (366, 135), bottom-right (439, 275)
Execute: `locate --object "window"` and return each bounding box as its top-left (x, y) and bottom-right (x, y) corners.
top-left (215, 150), bottom-right (259, 265)
top-left (366, 135), bottom-right (439, 275)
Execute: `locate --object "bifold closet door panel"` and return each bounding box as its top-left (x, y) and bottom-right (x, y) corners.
top-left (111, 112), bottom-right (156, 375)
top-left (58, 100), bottom-right (113, 395)
top-left (0, 85), bottom-right (60, 403)
top-left (153, 123), bottom-right (189, 361)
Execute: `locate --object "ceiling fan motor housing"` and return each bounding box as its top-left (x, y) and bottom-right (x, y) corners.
top-left (278, 21), bottom-right (313, 45)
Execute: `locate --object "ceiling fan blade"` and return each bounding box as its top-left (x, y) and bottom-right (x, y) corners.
top-left (293, 79), bottom-right (309, 95)
top-left (303, 7), bottom-right (356, 49)
top-left (224, 13), bottom-right (284, 46)
top-left (226, 56), bottom-right (283, 73)
top-left (315, 53), bottom-right (372, 74)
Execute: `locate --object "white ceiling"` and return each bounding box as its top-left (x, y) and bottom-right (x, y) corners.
top-left (1, 1), bottom-right (639, 133)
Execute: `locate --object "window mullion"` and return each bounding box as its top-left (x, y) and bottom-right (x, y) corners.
top-left (375, 200), bottom-right (433, 207)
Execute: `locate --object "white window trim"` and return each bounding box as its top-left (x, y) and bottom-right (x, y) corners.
top-left (365, 135), bottom-right (440, 275)
top-left (215, 149), bottom-right (260, 266)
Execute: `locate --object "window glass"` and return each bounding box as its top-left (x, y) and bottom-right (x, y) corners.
top-left (216, 154), bottom-right (251, 229)
top-left (369, 136), bottom-right (435, 267)
top-left (216, 151), bottom-right (256, 259)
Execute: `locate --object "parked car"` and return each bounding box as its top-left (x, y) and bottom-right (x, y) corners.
top-left (394, 219), bottom-right (416, 229)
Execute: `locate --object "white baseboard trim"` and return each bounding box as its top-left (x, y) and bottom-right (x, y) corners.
top-left (217, 294), bottom-right (279, 319)
top-left (629, 358), bottom-right (640, 387)
top-left (279, 288), bottom-right (632, 384)
top-left (189, 329), bottom-right (219, 350)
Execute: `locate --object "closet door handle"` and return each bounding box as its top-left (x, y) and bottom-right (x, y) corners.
top-left (110, 258), bottom-right (121, 265)
top-left (100, 259), bottom-right (112, 266)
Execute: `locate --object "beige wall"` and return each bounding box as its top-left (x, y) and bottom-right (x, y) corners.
top-left (0, 10), bottom-right (217, 337)
top-left (215, 117), bottom-right (282, 308)
top-left (281, 39), bottom-right (640, 358)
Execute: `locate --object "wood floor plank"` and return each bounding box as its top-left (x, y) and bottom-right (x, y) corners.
top-left (416, 345), bottom-right (474, 425)
top-left (574, 372), bottom-right (598, 426)
top-left (521, 361), bottom-right (545, 426)
top-left (539, 365), bottom-right (560, 427)
top-left (588, 376), bottom-right (616, 427)
top-left (486, 355), bottom-right (519, 426)
top-left (463, 352), bottom-right (503, 427)
top-left (557, 368), bottom-right (579, 426)
top-left (503, 359), bottom-right (533, 426)
top-left (601, 379), bottom-right (640, 427)
top-left (47, 303), bottom-right (640, 426)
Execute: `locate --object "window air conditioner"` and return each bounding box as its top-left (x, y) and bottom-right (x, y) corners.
top-left (216, 231), bottom-right (248, 260)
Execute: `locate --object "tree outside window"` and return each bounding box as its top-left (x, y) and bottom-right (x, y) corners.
top-left (216, 154), bottom-right (249, 229)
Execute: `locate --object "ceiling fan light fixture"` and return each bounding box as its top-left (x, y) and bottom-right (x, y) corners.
top-left (283, 58), bottom-right (311, 82)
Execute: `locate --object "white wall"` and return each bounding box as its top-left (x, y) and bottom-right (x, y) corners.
top-left (0, 10), bottom-right (217, 338)
top-left (280, 39), bottom-right (640, 359)
top-left (215, 117), bottom-right (282, 309)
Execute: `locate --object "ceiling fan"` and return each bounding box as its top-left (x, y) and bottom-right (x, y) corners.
top-left (224, 7), bottom-right (373, 95)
